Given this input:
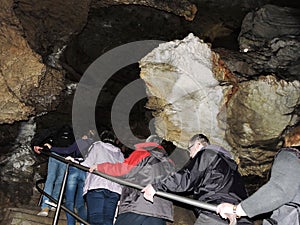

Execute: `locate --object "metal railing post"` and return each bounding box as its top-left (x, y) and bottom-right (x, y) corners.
top-left (52, 163), bottom-right (69, 225)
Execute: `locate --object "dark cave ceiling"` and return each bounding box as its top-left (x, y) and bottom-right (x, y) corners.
top-left (12, 0), bottom-right (300, 81)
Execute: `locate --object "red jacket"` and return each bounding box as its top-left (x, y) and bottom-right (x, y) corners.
top-left (97, 142), bottom-right (164, 176)
top-left (97, 141), bottom-right (174, 221)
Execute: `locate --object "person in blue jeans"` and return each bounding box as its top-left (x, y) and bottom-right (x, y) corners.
top-left (46, 129), bottom-right (95, 225)
top-left (85, 188), bottom-right (121, 225)
top-left (64, 166), bottom-right (87, 225)
top-left (89, 134), bottom-right (175, 225)
top-left (82, 130), bottom-right (124, 225)
top-left (34, 147), bottom-right (67, 217)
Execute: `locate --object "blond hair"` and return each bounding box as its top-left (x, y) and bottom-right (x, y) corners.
top-left (284, 126), bottom-right (300, 147)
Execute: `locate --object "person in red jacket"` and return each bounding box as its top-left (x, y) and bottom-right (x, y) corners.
top-left (89, 135), bottom-right (175, 225)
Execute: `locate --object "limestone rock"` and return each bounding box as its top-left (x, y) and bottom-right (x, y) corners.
top-left (140, 33), bottom-right (233, 151)
top-left (212, 5), bottom-right (300, 82)
top-left (0, 1), bottom-right (65, 124)
top-left (140, 33), bottom-right (300, 176)
top-left (223, 76), bottom-right (300, 175)
top-left (0, 24), bottom-right (39, 123)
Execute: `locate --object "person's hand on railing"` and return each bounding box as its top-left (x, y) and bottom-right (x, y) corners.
top-left (33, 146), bottom-right (43, 154)
top-left (44, 143), bottom-right (52, 149)
top-left (141, 184), bottom-right (156, 203)
top-left (217, 203), bottom-right (236, 219)
top-left (217, 202), bottom-right (247, 225)
top-left (89, 164), bottom-right (98, 173)
top-left (217, 202), bottom-right (246, 219)
top-left (65, 156), bottom-right (75, 163)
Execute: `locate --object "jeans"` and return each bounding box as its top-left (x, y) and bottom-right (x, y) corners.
top-left (114, 212), bottom-right (166, 225)
top-left (86, 188), bottom-right (120, 225)
top-left (65, 166), bottom-right (87, 225)
top-left (41, 154), bottom-right (66, 209)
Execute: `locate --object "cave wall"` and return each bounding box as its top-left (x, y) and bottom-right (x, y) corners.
top-left (0, 0), bottom-right (299, 223)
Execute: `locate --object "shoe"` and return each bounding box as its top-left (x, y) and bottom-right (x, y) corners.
top-left (50, 207), bottom-right (56, 211)
top-left (45, 199), bottom-right (57, 208)
top-left (37, 207), bottom-right (49, 217)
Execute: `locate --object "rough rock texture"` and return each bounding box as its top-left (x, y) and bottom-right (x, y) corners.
top-left (0, 118), bottom-right (37, 183)
top-left (140, 34), bottom-right (300, 176)
top-left (91, 0), bottom-right (197, 21)
top-left (140, 34), bottom-right (232, 151)
top-left (0, 0), bottom-right (65, 124)
top-left (14, 0), bottom-right (90, 57)
top-left (211, 5), bottom-right (300, 82)
top-left (238, 4), bottom-right (300, 80)
top-left (223, 76), bottom-right (300, 175)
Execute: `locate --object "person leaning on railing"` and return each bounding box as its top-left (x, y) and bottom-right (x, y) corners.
top-left (89, 134), bottom-right (175, 225)
top-left (81, 130), bottom-right (124, 225)
top-left (142, 134), bottom-right (253, 225)
top-left (217, 126), bottom-right (300, 225)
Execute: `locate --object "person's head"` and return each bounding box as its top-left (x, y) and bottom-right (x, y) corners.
top-left (284, 126), bottom-right (300, 147)
top-left (188, 134), bottom-right (210, 158)
top-left (100, 130), bottom-right (116, 145)
top-left (145, 134), bottom-right (163, 145)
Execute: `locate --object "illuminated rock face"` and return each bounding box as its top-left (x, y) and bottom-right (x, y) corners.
top-left (140, 33), bottom-right (300, 176)
top-left (140, 34), bottom-right (230, 150)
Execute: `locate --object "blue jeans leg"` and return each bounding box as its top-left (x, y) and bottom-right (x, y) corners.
top-left (114, 212), bottom-right (166, 225)
top-left (52, 156), bottom-right (67, 201)
top-left (41, 156), bottom-right (66, 209)
top-left (65, 166), bottom-right (87, 225)
top-left (86, 189), bottom-right (120, 225)
top-left (75, 169), bottom-right (87, 222)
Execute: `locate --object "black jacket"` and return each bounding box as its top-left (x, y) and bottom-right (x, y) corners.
top-left (152, 144), bottom-right (248, 217)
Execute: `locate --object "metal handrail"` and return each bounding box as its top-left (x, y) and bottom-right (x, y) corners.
top-left (36, 150), bottom-right (236, 225)
top-left (36, 151), bottom-right (90, 225)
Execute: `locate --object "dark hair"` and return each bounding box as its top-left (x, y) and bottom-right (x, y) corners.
top-left (189, 134), bottom-right (210, 146)
top-left (100, 130), bottom-right (116, 144)
top-left (284, 126), bottom-right (300, 147)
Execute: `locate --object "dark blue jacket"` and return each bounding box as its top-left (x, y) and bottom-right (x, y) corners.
top-left (50, 138), bottom-right (94, 159)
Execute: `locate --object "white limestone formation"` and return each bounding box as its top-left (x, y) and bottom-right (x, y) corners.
top-left (140, 33), bottom-right (232, 150)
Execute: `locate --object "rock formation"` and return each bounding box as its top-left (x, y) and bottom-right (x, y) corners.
top-left (140, 33), bottom-right (300, 176)
top-left (0, 0), bottom-right (65, 124)
top-left (0, 0), bottom-right (299, 224)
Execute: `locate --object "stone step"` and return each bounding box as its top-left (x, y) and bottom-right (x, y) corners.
top-left (1, 206), bottom-right (78, 225)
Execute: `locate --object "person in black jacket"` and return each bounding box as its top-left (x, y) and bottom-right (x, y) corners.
top-left (44, 129), bottom-right (95, 225)
top-left (33, 125), bottom-right (75, 217)
top-left (142, 134), bottom-right (252, 225)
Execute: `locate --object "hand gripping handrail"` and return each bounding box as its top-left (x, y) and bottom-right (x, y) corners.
top-left (36, 161), bottom-right (90, 225)
top-left (37, 151), bottom-right (237, 225)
